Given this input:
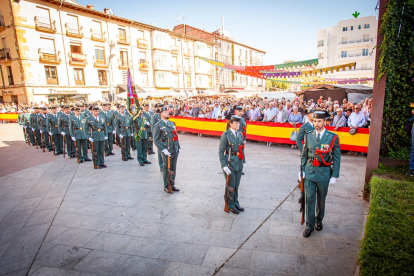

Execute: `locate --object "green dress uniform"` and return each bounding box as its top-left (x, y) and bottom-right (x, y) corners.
top-left (115, 113), bottom-right (134, 160)
top-left (219, 128), bottom-right (246, 211)
top-left (29, 112), bottom-right (42, 147)
top-left (58, 113), bottom-right (76, 157)
top-left (48, 113), bottom-right (63, 154)
top-left (134, 114), bottom-right (150, 164)
top-left (18, 112), bottom-right (27, 143)
top-left (25, 112), bottom-right (35, 145)
top-left (239, 117), bottom-right (247, 142)
top-left (100, 110), bottom-right (115, 155)
top-left (69, 114), bottom-right (88, 161)
top-left (301, 129), bottom-right (341, 232)
top-left (143, 110), bottom-right (154, 153)
top-left (296, 122), bottom-right (315, 152)
top-left (84, 114), bottom-right (107, 167)
top-left (39, 113), bottom-right (52, 151)
top-left (151, 112), bottom-right (163, 170)
top-left (154, 119), bottom-right (180, 190)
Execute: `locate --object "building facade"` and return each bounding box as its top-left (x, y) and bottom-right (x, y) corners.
top-left (0, 0), bottom-right (216, 104)
top-left (316, 15), bottom-right (377, 80)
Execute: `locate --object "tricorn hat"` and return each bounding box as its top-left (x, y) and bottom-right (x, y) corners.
top-left (313, 111), bottom-right (329, 119)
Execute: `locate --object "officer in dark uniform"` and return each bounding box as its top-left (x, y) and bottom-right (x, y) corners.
top-left (151, 103), bottom-right (164, 172)
top-left (70, 107), bottom-right (91, 162)
top-left (297, 108), bottom-right (315, 152)
top-left (84, 106), bottom-right (108, 168)
top-left (47, 106), bottom-right (63, 154)
top-left (100, 103), bottom-right (115, 156)
top-left (58, 106), bottom-right (76, 158)
top-left (143, 103), bottom-right (155, 154)
top-left (39, 107), bottom-right (53, 151)
top-left (134, 111), bottom-right (151, 166)
top-left (24, 108), bottom-right (35, 145)
top-left (115, 105), bottom-right (134, 161)
top-left (29, 107), bottom-right (42, 148)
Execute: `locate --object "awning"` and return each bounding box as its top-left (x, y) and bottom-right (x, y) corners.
top-left (69, 95), bottom-right (87, 99)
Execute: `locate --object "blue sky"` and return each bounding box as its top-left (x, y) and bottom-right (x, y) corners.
top-left (78, 0), bottom-right (378, 64)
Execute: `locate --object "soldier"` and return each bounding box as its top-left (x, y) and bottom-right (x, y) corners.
top-left (69, 107), bottom-right (91, 163)
top-left (58, 106), bottom-right (76, 158)
top-left (235, 106), bottom-right (247, 143)
top-left (296, 108), bottom-right (315, 152)
top-left (100, 104), bottom-right (116, 156)
top-left (84, 106), bottom-right (108, 168)
top-left (142, 103), bottom-right (155, 155)
top-left (134, 110), bottom-right (151, 166)
top-left (154, 107), bottom-right (180, 193)
top-left (115, 105), bottom-right (134, 161)
top-left (24, 108), bottom-right (35, 145)
top-left (17, 109), bottom-right (27, 143)
top-left (301, 111), bottom-right (341, 238)
top-left (29, 107), bottom-right (42, 148)
top-left (151, 104), bottom-right (164, 172)
top-left (48, 106), bottom-right (63, 155)
top-left (39, 107), bottom-right (53, 152)
top-left (219, 115), bottom-right (246, 214)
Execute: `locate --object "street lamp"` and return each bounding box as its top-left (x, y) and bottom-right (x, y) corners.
top-left (108, 41), bottom-right (116, 101)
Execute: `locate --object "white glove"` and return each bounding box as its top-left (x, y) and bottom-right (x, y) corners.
top-left (40, 130), bottom-right (43, 134)
top-left (243, 163), bottom-right (246, 170)
top-left (130, 133), bottom-right (134, 137)
top-left (61, 132), bottom-right (66, 136)
top-left (104, 136), bottom-right (108, 140)
top-left (48, 132), bottom-right (52, 136)
top-left (146, 122), bottom-right (150, 126)
top-left (178, 149), bottom-right (181, 155)
top-left (112, 130), bottom-right (115, 134)
top-left (329, 177), bottom-right (336, 185)
top-left (298, 172), bottom-right (305, 181)
top-left (71, 137), bottom-right (76, 141)
top-left (223, 166), bottom-right (231, 175)
top-left (162, 149), bottom-right (171, 156)
top-left (89, 138), bottom-right (94, 142)
top-left (119, 134), bottom-right (124, 139)
top-left (32, 128), bottom-right (35, 131)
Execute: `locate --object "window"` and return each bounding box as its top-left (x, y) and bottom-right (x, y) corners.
top-left (98, 70), bottom-right (107, 85)
top-left (74, 68), bottom-right (84, 85)
top-left (341, 51), bottom-right (347, 58)
top-left (45, 66), bottom-right (58, 84)
top-left (6, 66), bottom-right (13, 85)
top-left (137, 30), bottom-right (144, 40)
top-left (91, 20), bottom-right (102, 37)
top-left (317, 40), bottom-right (324, 47)
top-left (120, 50), bottom-right (128, 67)
top-left (153, 31), bottom-right (169, 49)
top-left (70, 44), bottom-right (82, 54)
top-left (138, 51), bottom-right (146, 64)
top-left (208, 77), bottom-right (212, 88)
top-left (358, 25), bottom-right (361, 30)
top-left (350, 26), bottom-right (353, 31)
top-left (155, 52), bottom-right (168, 69)
top-left (318, 53), bottom-right (324, 59)
top-left (118, 28), bottom-right (126, 39)
top-left (39, 38), bottom-right (56, 60)
top-left (342, 27), bottom-right (348, 31)
top-left (364, 24), bottom-right (370, 29)
top-left (342, 37), bottom-right (347, 44)
top-left (66, 14), bottom-right (79, 33)
top-left (186, 75), bottom-right (191, 87)
top-left (140, 73), bottom-right (148, 86)
top-left (36, 7), bottom-right (51, 28)
top-left (172, 56), bottom-right (178, 70)
top-left (363, 34), bottom-right (369, 41)
top-left (95, 48), bottom-right (105, 62)
top-left (173, 75), bottom-right (179, 87)
top-left (362, 49), bottom-right (369, 56)
top-left (156, 71), bottom-right (170, 87)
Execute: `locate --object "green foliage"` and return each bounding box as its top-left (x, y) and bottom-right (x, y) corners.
top-left (352, 11), bottom-right (361, 18)
top-left (358, 176), bottom-right (414, 276)
top-left (266, 79), bottom-right (289, 91)
top-left (377, 0), bottom-right (414, 159)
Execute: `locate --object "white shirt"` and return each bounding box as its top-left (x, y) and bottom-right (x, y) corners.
top-left (230, 128), bottom-right (238, 137)
top-left (315, 128), bottom-right (326, 141)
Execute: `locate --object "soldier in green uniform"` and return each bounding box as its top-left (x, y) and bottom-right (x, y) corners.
top-left (29, 107), bottom-right (42, 148)
top-left (296, 109), bottom-right (315, 152)
top-left (39, 107), bottom-right (53, 151)
top-left (134, 111), bottom-right (151, 166)
top-left (84, 106), bottom-right (108, 168)
top-left (151, 104), bottom-right (164, 172)
top-left (47, 106), bottom-right (63, 154)
top-left (100, 104), bottom-right (115, 156)
top-left (153, 107), bottom-right (180, 193)
top-left (301, 111), bottom-right (341, 238)
top-left (70, 107), bottom-right (91, 163)
top-left (115, 105), bottom-right (134, 161)
top-left (143, 104), bottom-right (155, 155)
top-left (235, 106), bottom-right (247, 143)
top-left (219, 115), bottom-right (246, 214)
top-left (58, 106), bottom-right (76, 158)
top-left (24, 108), bottom-right (35, 146)
top-left (18, 109), bottom-right (27, 142)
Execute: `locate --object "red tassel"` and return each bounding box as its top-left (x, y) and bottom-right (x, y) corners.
top-left (238, 144), bottom-right (245, 160)
top-left (172, 130), bottom-right (178, 141)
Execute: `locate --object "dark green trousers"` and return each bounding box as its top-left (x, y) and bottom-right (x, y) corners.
top-left (93, 140), bottom-right (105, 166)
top-left (223, 169), bottom-right (242, 209)
top-left (137, 139), bottom-right (148, 164)
top-left (42, 131), bottom-right (52, 150)
top-left (131, 136), bottom-right (136, 150)
top-left (64, 134), bottom-right (75, 156)
top-left (304, 179), bottom-right (329, 231)
top-left (76, 138), bottom-right (88, 160)
top-left (27, 128), bottom-right (35, 145)
top-left (161, 152), bottom-right (178, 189)
top-left (157, 149), bottom-right (164, 169)
top-left (122, 137), bottom-right (131, 158)
top-left (147, 132), bottom-right (154, 152)
top-left (105, 133), bottom-right (114, 154)
top-left (34, 130), bottom-right (42, 147)
top-left (52, 134), bottom-right (63, 154)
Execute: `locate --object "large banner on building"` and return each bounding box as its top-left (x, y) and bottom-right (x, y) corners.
top-left (170, 116), bottom-right (369, 153)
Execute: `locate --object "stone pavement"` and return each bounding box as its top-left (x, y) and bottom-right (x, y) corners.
top-left (0, 124), bottom-right (368, 276)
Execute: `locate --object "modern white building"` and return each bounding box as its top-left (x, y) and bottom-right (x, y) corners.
top-left (316, 15), bottom-right (377, 80)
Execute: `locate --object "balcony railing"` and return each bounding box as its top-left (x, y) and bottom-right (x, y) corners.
top-left (339, 38), bottom-right (374, 45)
top-left (35, 16), bottom-right (56, 33)
top-left (338, 53), bottom-right (373, 59)
top-left (117, 35), bottom-right (129, 45)
top-left (154, 61), bottom-right (169, 71)
top-left (68, 52), bottom-right (87, 66)
top-left (75, 79), bottom-right (85, 85)
top-left (91, 29), bottom-right (106, 42)
top-left (119, 59), bottom-right (129, 69)
top-left (39, 49), bottom-right (61, 64)
top-left (184, 66), bottom-right (193, 74)
top-left (46, 77), bottom-right (58, 85)
top-left (65, 23), bottom-right (83, 38)
top-left (0, 48), bottom-right (11, 61)
top-left (139, 62), bottom-right (150, 71)
top-left (171, 45), bottom-right (179, 55)
top-left (171, 65), bottom-right (181, 74)
top-left (93, 57), bottom-right (108, 68)
top-left (137, 38), bottom-right (148, 49)
top-left (183, 48), bottom-right (192, 57)
top-left (99, 78), bottom-right (108, 86)
top-left (0, 15), bottom-right (5, 31)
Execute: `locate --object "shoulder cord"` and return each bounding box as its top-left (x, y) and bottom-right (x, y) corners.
top-left (313, 135), bottom-right (340, 166)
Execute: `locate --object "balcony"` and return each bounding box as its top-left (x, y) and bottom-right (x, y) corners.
top-left (0, 48), bottom-right (11, 61)
top-left (0, 15), bottom-right (5, 32)
top-left (119, 59), bottom-right (129, 70)
top-left (238, 56), bottom-right (243, 61)
top-left (171, 45), bottom-right (179, 55)
top-left (65, 23), bottom-right (83, 38)
top-left (139, 62), bottom-right (150, 71)
top-left (75, 79), bottom-right (85, 85)
top-left (99, 78), bottom-right (108, 86)
top-left (171, 65), bottom-right (181, 74)
top-left (117, 35), bottom-right (129, 45)
top-left (93, 57), bottom-right (109, 68)
top-left (184, 66), bottom-right (193, 74)
top-left (46, 77), bottom-right (58, 85)
top-left (183, 48), bottom-right (192, 57)
top-left (38, 49), bottom-right (61, 64)
top-left (154, 61), bottom-right (169, 71)
top-left (338, 38), bottom-right (374, 48)
top-left (68, 52), bottom-right (87, 66)
top-left (338, 53), bottom-right (373, 59)
top-left (34, 16), bottom-right (57, 33)
top-left (91, 29), bottom-right (106, 42)
top-left (137, 38), bottom-right (148, 49)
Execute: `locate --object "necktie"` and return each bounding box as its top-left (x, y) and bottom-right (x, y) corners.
top-left (317, 133), bottom-right (321, 143)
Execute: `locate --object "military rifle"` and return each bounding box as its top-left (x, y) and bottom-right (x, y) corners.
top-left (63, 135), bottom-right (66, 158)
top-left (298, 133), bottom-right (307, 225)
top-left (34, 130), bottom-right (39, 149)
top-left (120, 137), bottom-right (126, 161)
top-left (91, 141), bottom-right (98, 169)
top-left (41, 132), bottom-right (45, 153)
top-left (224, 147), bottom-right (232, 213)
top-left (74, 139), bottom-right (80, 163)
top-left (24, 128), bottom-right (30, 144)
top-left (167, 155), bottom-right (174, 194)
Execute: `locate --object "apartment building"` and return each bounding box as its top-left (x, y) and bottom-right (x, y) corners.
top-left (0, 0), bottom-right (215, 104)
top-left (316, 15), bottom-right (377, 80)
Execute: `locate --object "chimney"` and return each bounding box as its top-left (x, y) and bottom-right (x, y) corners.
top-left (86, 4), bottom-right (94, 10)
top-left (221, 16), bottom-right (224, 36)
top-left (104, 8), bottom-right (110, 14)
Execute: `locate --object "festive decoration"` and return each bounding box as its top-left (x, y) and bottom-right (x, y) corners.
top-left (126, 68), bottom-right (141, 120)
top-left (272, 59), bottom-right (319, 70)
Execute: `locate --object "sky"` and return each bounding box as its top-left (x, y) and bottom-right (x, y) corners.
top-left (77, 0), bottom-right (378, 65)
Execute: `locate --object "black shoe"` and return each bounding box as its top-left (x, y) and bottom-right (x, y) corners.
top-left (97, 166), bottom-right (102, 169)
top-left (140, 163), bottom-right (144, 166)
top-left (109, 152), bottom-right (115, 155)
top-left (80, 160), bottom-right (84, 163)
top-left (172, 187), bottom-right (180, 192)
top-left (150, 151), bottom-right (156, 154)
top-left (235, 206), bottom-right (244, 212)
top-left (406, 169), bottom-right (414, 176)
top-left (101, 164), bottom-right (107, 168)
top-left (164, 188), bottom-right (173, 194)
top-left (48, 149), bottom-right (53, 152)
top-left (303, 229), bottom-right (313, 238)
top-left (69, 156), bottom-right (74, 159)
top-left (123, 159), bottom-right (128, 161)
top-left (230, 208), bottom-right (239, 214)
top-left (144, 161), bottom-right (151, 164)
top-left (128, 157), bottom-right (134, 160)
top-left (84, 158), bottom-right (92, 161)
top-left (242, 172), bottom-right (245, 175)
top-left (315, 222), bottom-right (323, 231)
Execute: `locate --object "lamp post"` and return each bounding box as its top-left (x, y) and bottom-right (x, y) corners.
top-left (108, 41), bottom-right (115, 102)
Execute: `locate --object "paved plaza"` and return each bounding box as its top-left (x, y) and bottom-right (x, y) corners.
top-left (0, 124), bottom-right (368, 276)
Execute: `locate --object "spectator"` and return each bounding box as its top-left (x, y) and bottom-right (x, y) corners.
top-left (249, 103), bottom-right (262, 122)
top-left (216, 104), bottom-right (225, 120)
top-left (332, 108), bottom-right (347, 130)
top-left (275, 104), bottom-right (288, 123)
top-left (204, 107), bottom-right (212, 119)
top-left (348, 104), bottom-right (366, 129)
top-left (285, 102), bottom-right (292, 117)
top-left (344, 108), bottom-right (352, 120)
top-left (288, 106), bottom-right (303, 125)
